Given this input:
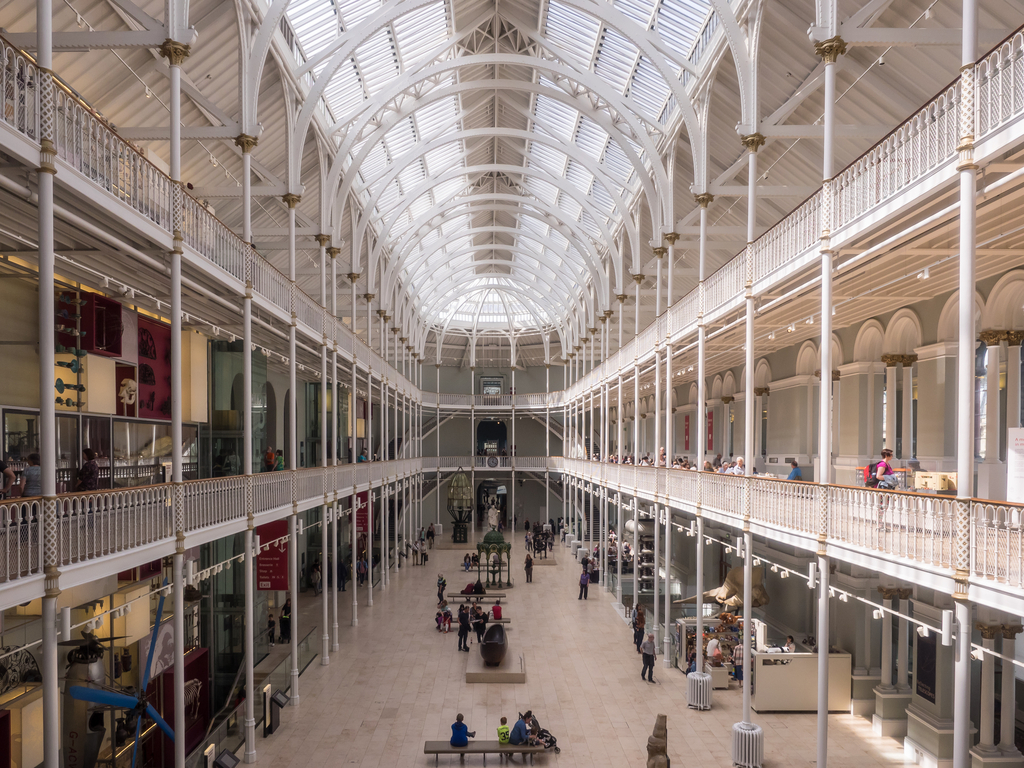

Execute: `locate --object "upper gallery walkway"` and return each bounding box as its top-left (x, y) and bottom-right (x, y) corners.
top-left (564, 27), bottom-right (1024, 401)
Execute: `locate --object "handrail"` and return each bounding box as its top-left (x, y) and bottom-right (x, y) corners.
top-left (556, 458), bottom-right (1024, 596)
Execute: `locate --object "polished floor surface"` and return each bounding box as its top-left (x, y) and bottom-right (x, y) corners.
top-left (257, 533), bottom-right (906, 767)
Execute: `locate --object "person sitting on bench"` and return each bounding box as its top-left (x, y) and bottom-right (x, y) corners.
top-left (508, 712), bottom-right (532, 745)
top-left (450, 713), bottom-right (476, 747)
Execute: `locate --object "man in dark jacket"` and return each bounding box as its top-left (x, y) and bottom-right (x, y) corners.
top-left (457, 604), bottom-right (471, 651)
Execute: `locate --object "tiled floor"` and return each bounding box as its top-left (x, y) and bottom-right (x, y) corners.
top-left (257, 535), bottom-right (907, 767)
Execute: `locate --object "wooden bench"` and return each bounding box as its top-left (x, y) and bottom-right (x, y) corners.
top-left (450, 593), bottom-right (507, 603)
top-left (423, 740), bottom-right (546, 765)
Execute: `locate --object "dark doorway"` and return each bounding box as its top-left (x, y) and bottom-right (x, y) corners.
top-left (476, 420), bottom-right (507, 455)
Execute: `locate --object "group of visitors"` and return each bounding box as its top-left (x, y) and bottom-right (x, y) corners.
top-left (261, 445), bottom-right (285, 472)
top-left (629, 603), bottom-right (656, 683)
top-left (450, 711), bottom-right (551, 750)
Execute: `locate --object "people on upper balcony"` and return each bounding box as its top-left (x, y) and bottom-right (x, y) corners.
top-left (713, 453), bottom-right (723, 468)
top-left (357, 450), bottom-right (368, 462)
top-left (657, 447), bottom-right (666, 466)
top-left (787, 461), bottom-right (803, 481)
top-left (75, 448), bottom-right (99, 492)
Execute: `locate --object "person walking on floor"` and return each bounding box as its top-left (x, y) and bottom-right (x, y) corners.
top-left (524, 553), bottom-right (534, 583)
top-left (641, 632), bottom-right (657, 683)
top-left (437, 573), bottom-right (448, 605)
top-left (457, 604), bottom-right (471, 652)
top-left (578, 568), bottom-right (589, 600)
top-left (427, 524), bottom-right (435, 549)
top-left (356, 556), bottom-right (367, 586)
top-left (633, 604), bottom-right (646, 653)
top-left (279, 598), bottom-right (292, 643)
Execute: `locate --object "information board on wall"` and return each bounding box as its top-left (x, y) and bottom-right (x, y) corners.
top-left (256, 519), bottom-right (289, 590)
top-left (684, 415), bottom-right (690, 451)
top-left (356, 490), bottom-right (370, 533)
top-left (707, 411), bottom-right (714, 451)
top-left (1007, 428), bottom-right (1024, 504)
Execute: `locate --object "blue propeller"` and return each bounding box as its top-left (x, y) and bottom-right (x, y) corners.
top-left (67, 580), bottom-right (175, 768)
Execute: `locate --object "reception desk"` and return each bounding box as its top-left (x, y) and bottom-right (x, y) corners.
top-left (751, 651), bottom-right (851, 712)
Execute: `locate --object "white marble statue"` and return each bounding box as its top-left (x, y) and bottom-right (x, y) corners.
top-left (487, 502), bottom-right (500, 530)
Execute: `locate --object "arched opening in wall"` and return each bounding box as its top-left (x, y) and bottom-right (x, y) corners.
top-left (883, 310), bottom-right (923, 460)
top-left (263, 382), bottom-right (277, 457)
top-left (476, 480), bottom-right (508, 530)
top-left (476, 420), bottom-right (507, 455)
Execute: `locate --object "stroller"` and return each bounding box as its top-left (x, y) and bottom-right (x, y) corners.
top-left (519, 712), bottom-right (560, 753)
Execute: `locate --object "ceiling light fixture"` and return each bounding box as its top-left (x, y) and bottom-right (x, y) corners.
top-left (787, 324), bottom-right (795, 333)
top-left (805, 316), bottom-right (814, 325)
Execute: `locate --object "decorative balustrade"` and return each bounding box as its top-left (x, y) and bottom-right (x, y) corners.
top-left (0, 41), bottom-right (39, 142)
top-left (832, 84), bottom-right (959, 232)
top-left (975, 31), bottom-right (1024, 141)
top-left (183, 475), bottom-right (246, 530)
top-left (555, 460), bottom-right (1018, 596)
top-left (751, 191), bottom-right (821, 284)
top-left (0, 501), bottom-right (41, 583)
top-left (55, 485), bottom-right (173, 567)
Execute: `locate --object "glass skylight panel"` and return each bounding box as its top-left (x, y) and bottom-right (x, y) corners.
top-left (397, 163), bottom-right (426, 196)
top-left (423, 142), bottom-right (463, 176)
top-left (416, 94), bottom-right (459, 136)
top-left (614, 0), bottom-right (659, 26)
top-left (594, 28), bottom-right (638, 96)
top-left (337, 0), bottom-right (380, 29)
top-left (575, 118), bottom-right (608, 162)
top-left (655, 0), bottom-right (714, 60)
top-left (557, 193), bottom-right (583, 221)
top-left (322, 58), bottom-right (364, 119)
top-left (631, 57), bottom-right (672, 122)
top-left (528, 143), bottom-right (567, 177)
top-left (354, 29), bottom-right (400, 96)
top-left (533, 94), bottom-right (578, 144)
top-left (544, 2), bottom-right (601, 69)
top-left (564, 161), bottom-right (594, 198)
top-left (392, 2), bottom-right (449, 65)
top-left (602, 141), bottom-right (632, 183)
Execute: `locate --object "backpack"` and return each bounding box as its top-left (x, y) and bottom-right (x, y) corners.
top-left (864, 462), bottom-right (881, 487)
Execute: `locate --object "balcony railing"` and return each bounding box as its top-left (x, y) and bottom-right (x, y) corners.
top-left (0, 459), bottom-right (422, 589)
top-left (556, 458), bottom-right (1024, 599)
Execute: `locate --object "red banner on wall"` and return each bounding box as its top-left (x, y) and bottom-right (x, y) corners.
top-left (684, 415), bottom-right (690, 451)
top-left (707, 411), bottom-right (714, 451)
top-left (256, 519), bottom-right (289, 591)
top-left (356, 491), bottom-right (369, 533)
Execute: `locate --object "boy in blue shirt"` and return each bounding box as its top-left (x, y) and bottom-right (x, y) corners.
top-left (450, 713), bottom-right (476, 747)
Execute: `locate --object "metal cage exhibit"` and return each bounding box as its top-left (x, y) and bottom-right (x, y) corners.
top-left (447, 469), bottom-right (473, 543)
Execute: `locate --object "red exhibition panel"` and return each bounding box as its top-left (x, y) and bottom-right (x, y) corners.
top-left (256, 519), bottom-right (289, 590)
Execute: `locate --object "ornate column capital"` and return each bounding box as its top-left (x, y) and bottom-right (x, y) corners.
top-left (979, 329), bottom-right (1009, 346)
top-left (664, 232), bottom-right (680, 245)
top-left (282, 193), bottom-right (301, 208)
top-left (1001, 624), bottom-right (1024, 639)
top-left (314, 233), bottom-right (331, 247)
top-left (694, 192), bottom-right (715, 208)
top-left (327, 246), bottom-right (341, 259)
top-left (814, 35), bottom-right (847, 64)
top-left (814, 369), bottom-right (841, 381)
top-left (897, 588), bottom-right (913, 600)
top-left (158, 39), bottom-right (191, 66)
top-left (754, 386), bottom-right (770, 397)
top-left (362, 293), bottom-right (375, 302)
top-left (877, 586), bottom-right (901, 600)
top-left (653, 246), bottom-right (667, 258)
top-left (632, 273), bottom-right (645, 285)
top-left (348, 272), bottom-right (360, 282)
top-left (720, 396), bottom-right (734, 404)
top-left (234, 134), bottom-right (259, 153)
top-left (616, 294), bottom-right (628, 303)
top-left (977, 623), bottom-right (1002, 640)
top-left (741, 133), bottom-right (766, 153)
top-left (1007, 331), bottom-right (1024, 346)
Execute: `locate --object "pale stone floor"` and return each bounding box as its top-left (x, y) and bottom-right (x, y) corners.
top-left (255, 536), bottom-right (907, 767)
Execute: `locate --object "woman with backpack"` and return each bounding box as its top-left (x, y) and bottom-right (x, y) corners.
top-left (867, 448), bottom-right (898, 489)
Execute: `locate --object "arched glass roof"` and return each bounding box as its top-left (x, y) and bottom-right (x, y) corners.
top-left (285, 0), bottom-right (714, 338)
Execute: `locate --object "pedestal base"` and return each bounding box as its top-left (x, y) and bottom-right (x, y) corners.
top-left (873, 687), bottom-right (912, 739)
top-left (731, 722), bottom-right (764, 768)
top-left (905, 705), bottom-right (975, 768)
top-left (971, 748), bottom-right (1024, 768)
top-left (465, 650), bottom-right (526, 683)
top-left (851, 673), bottom-right (880, 719)
top-left (687, 671), bottom-right (712, 710)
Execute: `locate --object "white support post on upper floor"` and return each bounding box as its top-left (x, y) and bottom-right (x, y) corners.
top-left (953, 1), bottom-right (978, 766)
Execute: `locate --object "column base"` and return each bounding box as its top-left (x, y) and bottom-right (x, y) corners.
top-left (873, 687), bottom-right (912, 738)
top-left (851, 674), bottom-right (880, 719)
top-left (687, 672), bottom-right (712, 710)
top-left (731, 722), bottom-right (764, 768)
top-left (331, 643), bottom-right (340, 652)
top-left (905, 704), bottom-right (975, 768)
top-left (971, 748), bottom-right (1024, 768)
